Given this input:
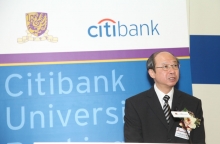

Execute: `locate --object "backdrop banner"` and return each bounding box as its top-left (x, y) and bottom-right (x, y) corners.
top-left (0, 0), bottom-right (190, 143)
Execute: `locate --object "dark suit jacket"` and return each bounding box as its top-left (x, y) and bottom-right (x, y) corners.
top-left (124, 87), bottom-right (205, 143)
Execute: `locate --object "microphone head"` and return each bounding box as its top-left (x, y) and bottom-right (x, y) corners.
top-left (174, 106), bottom-right (178, 111)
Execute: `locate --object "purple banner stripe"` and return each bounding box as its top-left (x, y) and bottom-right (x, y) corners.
top-left (0, 47), bottom-right (189, 64)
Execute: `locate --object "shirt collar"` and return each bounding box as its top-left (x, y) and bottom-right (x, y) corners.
top-left (154, 84), bottom-right (174, 108)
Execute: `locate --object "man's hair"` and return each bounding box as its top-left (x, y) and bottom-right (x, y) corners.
top-left (147, 51), bottom-right (179, 72)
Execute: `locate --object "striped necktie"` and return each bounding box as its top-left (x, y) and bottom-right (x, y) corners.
top-left (163, 95), bottom-right (171, 124)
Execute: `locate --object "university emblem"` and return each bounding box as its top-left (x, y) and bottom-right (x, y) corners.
top-left (17, 12), bottom-right (58, 43)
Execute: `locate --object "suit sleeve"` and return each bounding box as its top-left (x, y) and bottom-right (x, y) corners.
top-left (191, 99), bottom-right (206, 144)
top-left (124, 99), bottom-right (143, 142)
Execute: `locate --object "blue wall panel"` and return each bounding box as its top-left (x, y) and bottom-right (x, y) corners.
top-left (190, 35), bottom-right (220, 84)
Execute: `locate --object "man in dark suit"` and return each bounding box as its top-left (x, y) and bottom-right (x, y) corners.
top-left (124, 51), bottom-right (205, 143)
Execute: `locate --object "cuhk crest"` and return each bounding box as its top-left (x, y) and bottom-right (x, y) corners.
top-left (26, 12), bottom-right (48, 36)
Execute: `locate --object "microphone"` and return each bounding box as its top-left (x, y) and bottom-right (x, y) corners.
top-left (174, 106), bottom-right (178, 111)
top-left (173, 107), bottom-right (192, 144)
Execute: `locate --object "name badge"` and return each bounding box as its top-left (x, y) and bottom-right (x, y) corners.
top-left (175, 127), bottom-right (190, 140)
top-left (171, 111), bottom-right (191, 118)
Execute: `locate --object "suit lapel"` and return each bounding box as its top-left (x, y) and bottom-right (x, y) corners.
top-left (145, 87), bottom-right (169, 129)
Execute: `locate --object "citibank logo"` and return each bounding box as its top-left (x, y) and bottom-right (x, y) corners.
top-left (88, 18), bottom-right (160, 38)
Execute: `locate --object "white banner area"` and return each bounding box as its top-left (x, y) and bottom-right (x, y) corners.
top-left (0, 0), bottom-right (190, 144)
top-left (0, 0), bottom-right (188, 54)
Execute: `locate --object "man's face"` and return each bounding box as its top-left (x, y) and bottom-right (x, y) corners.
top-left (149, 52), bottom-right (179, 92)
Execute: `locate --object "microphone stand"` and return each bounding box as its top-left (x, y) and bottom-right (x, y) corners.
top-left (181, 119), bottom-right (192, 144)
top-left (173, 107), bottom-right (192, 144)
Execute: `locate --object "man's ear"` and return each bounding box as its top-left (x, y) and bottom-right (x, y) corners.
top-left (148, 69), bottom-right (155, 78)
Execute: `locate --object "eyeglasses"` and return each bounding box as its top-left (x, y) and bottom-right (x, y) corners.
top-left (156, 64), bottom-right (180, 71)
